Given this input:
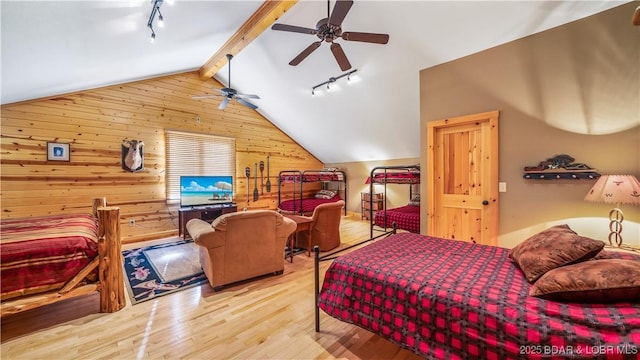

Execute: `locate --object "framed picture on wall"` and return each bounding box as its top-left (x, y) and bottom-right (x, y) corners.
top-left (47, 142), bottom-right (70, 161)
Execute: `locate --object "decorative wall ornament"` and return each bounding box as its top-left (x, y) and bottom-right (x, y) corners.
top-left (122, 140), bottom-right (145, 172)
top-left (47, 142), bottom-right (70, 161)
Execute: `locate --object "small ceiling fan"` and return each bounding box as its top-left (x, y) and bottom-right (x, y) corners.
top-left (192, 54), bottom-right (260, 110)
top-left (271, 0), bottom-right (389, 71)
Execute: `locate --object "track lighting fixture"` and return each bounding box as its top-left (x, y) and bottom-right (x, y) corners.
top-left (311, 69), bottom-right (357, 96)
top-left (147, 0), bottom-right (164, 43)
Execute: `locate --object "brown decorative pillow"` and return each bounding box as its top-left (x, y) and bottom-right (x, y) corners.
top-left (530, 259), bottom-right (640, 303)
top-left (315, 189), bottom-right (337, 199)
top-left (509, 224), bottom-right (604, 283)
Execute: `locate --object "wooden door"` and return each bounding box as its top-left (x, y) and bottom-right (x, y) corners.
top-left (426, 111), bottom-right (499, 245)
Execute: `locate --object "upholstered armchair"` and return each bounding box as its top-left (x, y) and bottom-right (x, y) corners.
top-left (186, 210), bottom-right (296, 290)
top-left (297, 200), bottom-right (345, 252)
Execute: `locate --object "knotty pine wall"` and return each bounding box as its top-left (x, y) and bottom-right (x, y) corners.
top-left (0, 71), bottom-right (322, 243)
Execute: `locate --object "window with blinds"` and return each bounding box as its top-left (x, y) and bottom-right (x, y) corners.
top-left (166, 130), bottom-right (236, 200)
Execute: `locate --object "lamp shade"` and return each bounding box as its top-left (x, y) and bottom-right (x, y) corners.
top-left (584, 175), bottom-right (640, 205)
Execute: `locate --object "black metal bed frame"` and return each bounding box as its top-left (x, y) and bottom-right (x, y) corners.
top-left (277, 169), bottom-right (348, 216)
top-left (368, 164), bottom-right (420, 238)
top-left (313, 226), bottom-right (397, 332)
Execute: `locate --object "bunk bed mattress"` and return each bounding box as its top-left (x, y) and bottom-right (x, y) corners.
top-left (280, 171), bottom-right (345, 183)
top-left (0, 214), bottom-right (99, 300)
top-left (278, 195), bottom-right (342, 214)
top-left (318, 232), bottom-right (640, 359)
top-left (374, 205), bottom-right (420, 233)
top-left (371, 172), bottom-right (420, 184)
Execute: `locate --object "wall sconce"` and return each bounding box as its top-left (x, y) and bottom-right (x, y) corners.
top-left (584, 174), bottom-right (640, 246)
top-left (148, 0), bottom-right (165, 43)
top-left (311, 69), bottom-right (357, 96)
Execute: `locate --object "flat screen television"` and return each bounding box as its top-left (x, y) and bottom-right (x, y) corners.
top-left (180, 175), bottom-right (234, 208)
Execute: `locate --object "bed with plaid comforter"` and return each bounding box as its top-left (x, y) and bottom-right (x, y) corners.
top-left (317, 232), bottom-right (640, 359)
top-left (278, 195), bottom-right (343, 215)
top-left (370, 171), bottom-right (420, 184)
top-left (0, 214), bottom-right (99, 301)
top-left (374, 205), bottom-right (420, 233)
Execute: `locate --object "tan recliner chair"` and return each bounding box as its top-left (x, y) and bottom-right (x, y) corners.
top-left (186, 210), bottom-right (296, 290)
top-left (297, 200), bottom-right (344, 252)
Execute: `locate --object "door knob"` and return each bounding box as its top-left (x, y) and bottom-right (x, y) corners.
top-left (482, 200), bottom-right (489, 205)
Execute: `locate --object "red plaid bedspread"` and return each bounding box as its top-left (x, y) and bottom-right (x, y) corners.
top-left (371, 171), bottom-right (420, 184)
top-left (1, 214), bottom-right (99, 300)
top-left (279, 195), bottom-right (342, 214)
top-left (318, 233), bottom-right (640, 359)
top-left (279, 171), bottom-right (345, 183)
top-left (374, 205), bottom-right (420, 233)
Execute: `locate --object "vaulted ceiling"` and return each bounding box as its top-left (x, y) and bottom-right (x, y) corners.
top-left (0, 1), bottom-right (628, 163)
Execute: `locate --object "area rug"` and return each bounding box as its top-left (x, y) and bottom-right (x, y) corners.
top-left (122, 239), bottom-right (208, 304)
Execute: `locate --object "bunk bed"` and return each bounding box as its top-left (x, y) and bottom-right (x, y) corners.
top-left (368, 165), bottom-right (420, 237)
top-left (313, 228), bottom-right (640, 359)
top-left (0, 199), bottom-right (125, 316)
top-left (278, 169), bottom-right (347, 216)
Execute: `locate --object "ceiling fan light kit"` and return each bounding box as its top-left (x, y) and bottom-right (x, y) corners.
top-left (272, 0), bottom-right (389, 71)
top-left (191, 54), bottom-right (260, 110)
top-left (312, 69), bottom-right (357, 96)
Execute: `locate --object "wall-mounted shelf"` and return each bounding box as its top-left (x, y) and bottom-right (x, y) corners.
top-left (523, 169), bottom-right (601, 180)
top-left (522, 154), bottom-right (600, 180)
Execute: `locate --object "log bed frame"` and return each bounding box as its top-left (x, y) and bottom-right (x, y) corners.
top-left (0, 199), bottom-right (126, 317)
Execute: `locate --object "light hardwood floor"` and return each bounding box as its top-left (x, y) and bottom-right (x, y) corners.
top-left (1, 216), bottom-right (422, 360)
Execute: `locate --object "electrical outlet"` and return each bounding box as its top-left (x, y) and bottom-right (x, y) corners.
top-left (129, 219), bottom-right (136, 226)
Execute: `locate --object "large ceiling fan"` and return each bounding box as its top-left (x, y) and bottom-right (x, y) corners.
top-left (192, 54), bottom-right (260, 110)
top-left (271, 0), bottom-right (389, 71)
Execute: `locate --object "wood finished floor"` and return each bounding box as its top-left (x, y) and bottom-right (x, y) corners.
top-left (1, 216), bottom-right (422, 360)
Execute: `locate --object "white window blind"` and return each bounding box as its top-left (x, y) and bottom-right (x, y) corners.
top-left (166, 130), bottom-right (236, 200)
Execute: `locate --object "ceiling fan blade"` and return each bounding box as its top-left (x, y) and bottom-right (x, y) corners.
top-left (341, 31), bottom-right (389, 44)
top-left (329, 0), bottom-right (353, 27)
top-left (218, 97), bottom-right (230, 110)
top-left (330, 43), bottom-right (352, 71)
top-left (271, 23), bottom-right (317, 35)
top-left (237, 98), bottom-right (258, 110)
top-left (236, 94), bottom-right (260, 100)
top-left (289, 41), bottom-right (322, 66)
top-left (633, 5), bottom-right (640, 26)
top-left (192, 94), bottom-right (222, 99)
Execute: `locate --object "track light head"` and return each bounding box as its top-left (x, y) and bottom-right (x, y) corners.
top-left (147, 0), bottom-right (165, 41)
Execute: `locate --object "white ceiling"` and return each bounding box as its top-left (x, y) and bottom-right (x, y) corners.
top-left (0, 0), bottom-right (627, 163)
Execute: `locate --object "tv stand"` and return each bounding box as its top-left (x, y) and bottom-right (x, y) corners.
top-left (178, 203), bottom-right (237, 240)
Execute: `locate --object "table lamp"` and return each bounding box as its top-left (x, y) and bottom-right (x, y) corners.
top-left (584, 174), bottom-right (640, 246)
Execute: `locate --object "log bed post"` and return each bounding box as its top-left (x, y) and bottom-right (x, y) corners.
top-left (97, 206), bottom-right (125, 313)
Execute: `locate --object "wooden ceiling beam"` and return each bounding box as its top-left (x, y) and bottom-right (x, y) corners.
top-left (198, 0), bottom-right (298, 80)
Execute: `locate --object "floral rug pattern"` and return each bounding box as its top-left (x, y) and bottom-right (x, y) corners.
top-left (122, 239), bottom-right (208, 304)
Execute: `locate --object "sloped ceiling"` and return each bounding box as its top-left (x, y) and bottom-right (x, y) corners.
top-left (0, 0), bottom-right (628, 163)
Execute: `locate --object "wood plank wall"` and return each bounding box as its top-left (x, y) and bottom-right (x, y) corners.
top-left (0, 71), bottom-right (323, 243)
